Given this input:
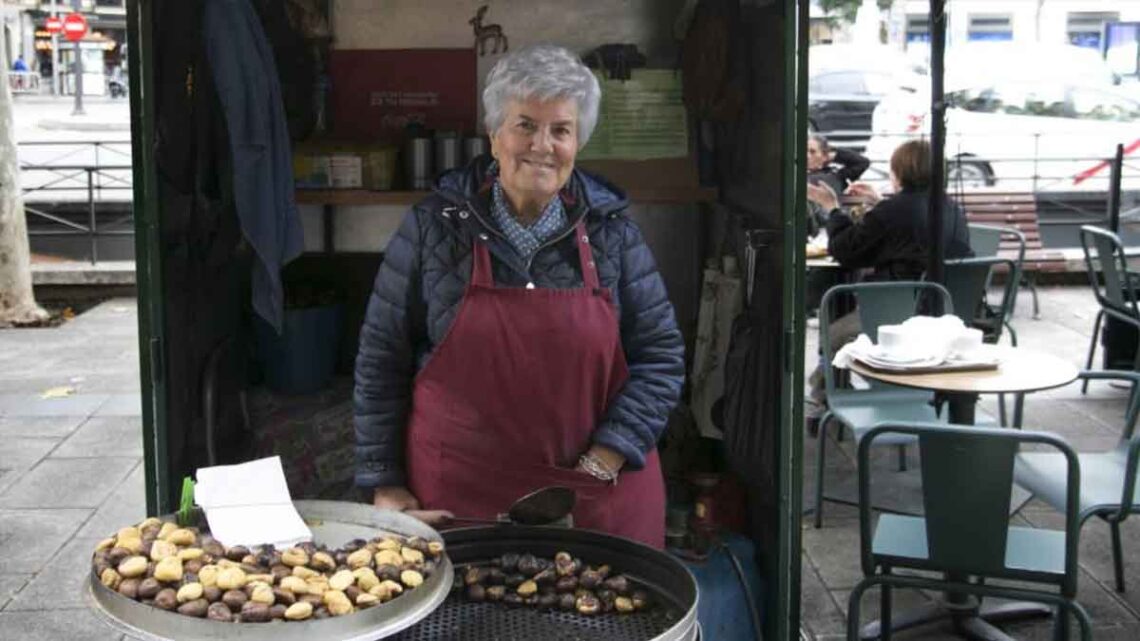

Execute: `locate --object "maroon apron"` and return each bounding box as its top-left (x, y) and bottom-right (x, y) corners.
top-left (406, 220), bottom-right (666, 548)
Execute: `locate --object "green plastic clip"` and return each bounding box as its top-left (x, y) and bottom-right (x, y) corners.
top-left (177, 477), bottom-right (195, 526)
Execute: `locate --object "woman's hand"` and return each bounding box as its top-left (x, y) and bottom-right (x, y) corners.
top-left (372, 486), bottom-right (453, 526)
top-left (844, 182), bottom-right (882, 207)
top-left (806, 182), bottom-right (839, 212)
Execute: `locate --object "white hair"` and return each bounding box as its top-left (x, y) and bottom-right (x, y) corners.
top-left (482, 45), bottom-right (601, 149)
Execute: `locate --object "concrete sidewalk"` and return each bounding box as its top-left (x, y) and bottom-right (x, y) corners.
top-left (0, 299), bottom-right (140, 640)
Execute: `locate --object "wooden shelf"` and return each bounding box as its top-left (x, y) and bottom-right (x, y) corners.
top-left (294, 159), bottom-right (717, 206)
top-left (295, 189), bottom-right (430, 206)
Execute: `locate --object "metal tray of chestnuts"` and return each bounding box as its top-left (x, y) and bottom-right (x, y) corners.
top-left (85, 500), bottom-right (453, 641)
top-left (391, 525), bottom-right (700, 641)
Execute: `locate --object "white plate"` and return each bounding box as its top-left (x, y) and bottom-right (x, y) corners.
top-left (868, 347), bottom-right (942, 364)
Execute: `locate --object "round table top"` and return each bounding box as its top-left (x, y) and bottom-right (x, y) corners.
top-left (848, 347), bottom-right (1080, 395)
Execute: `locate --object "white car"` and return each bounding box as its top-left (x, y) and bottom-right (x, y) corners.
top-left (865, 44), bottom-right (1139, 192)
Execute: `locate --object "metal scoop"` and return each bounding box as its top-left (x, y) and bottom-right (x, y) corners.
top-left (447, 486), bottom-right (577, 526)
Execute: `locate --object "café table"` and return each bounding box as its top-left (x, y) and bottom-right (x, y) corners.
top-left (847, 346), bottom-right (1079, 641)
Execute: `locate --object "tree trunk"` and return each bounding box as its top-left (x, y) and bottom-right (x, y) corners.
top-left (0, 62), bottom-right (48, 326)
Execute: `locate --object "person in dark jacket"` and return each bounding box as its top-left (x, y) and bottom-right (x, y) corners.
top-left (806, 133), bottom-right (870, 237)
top-left (803, 139), bottom-right (972, 429)
top-left (354, 45), bottom-right (684, 548)
top-left (804, 135), bottom-right (873, 315)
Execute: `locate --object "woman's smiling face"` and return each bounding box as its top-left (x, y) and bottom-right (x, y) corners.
top-left (491, 97), bottom-right (579, 205)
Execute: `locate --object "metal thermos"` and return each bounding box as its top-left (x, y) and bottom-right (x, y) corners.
top-left (405, 137), bottom-right (433, 190)
top-left (463, 136), bottom-right (489, 164)
top-left (434, 135), bottom-right (462, 175)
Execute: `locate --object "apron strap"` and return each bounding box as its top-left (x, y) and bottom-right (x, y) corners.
top-left (470, 220), bottom-right (601, 290)
top-left (574, 221), bottom-right (601, 290)
top-left (471, 236), bottom-right (495, 288)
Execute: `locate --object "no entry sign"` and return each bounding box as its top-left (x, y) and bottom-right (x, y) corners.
top-left (45, 16), bottom-right (63, 34)
top-left (63, 13), bottom-right (87, 42)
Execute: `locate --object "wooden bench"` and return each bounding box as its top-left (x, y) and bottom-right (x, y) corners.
top-left (960, 192), bottom-right (1067, 319)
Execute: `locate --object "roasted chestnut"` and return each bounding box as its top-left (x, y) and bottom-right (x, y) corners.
top-left (499, 553), bottom-right (520, 572)
top-left (576, 594), bottom-right (601, 615)
top-left (466, 584), bottom-right (486, 602)
top-left (555, 576), bottom-right (578, 593)
top-left (602, 575), bottom-right (630, 594)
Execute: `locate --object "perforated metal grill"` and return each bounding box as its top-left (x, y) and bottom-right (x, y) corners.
top-left (390, 599), bottom-right (682, 641)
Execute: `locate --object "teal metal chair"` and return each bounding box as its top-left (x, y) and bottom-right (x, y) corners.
top-left (848, 423), bottom-right (1092, 641)
top-left (966, 223), bottom-right (1026, 345)
top-left (943, 256), bottom-right (1022, 426)
top-left (813, 281), bottom-right (954, 528)
top-left (1016, 369), bottom-right (1140, 594)
top-left (1079, 225), bottom-right (1140, 392)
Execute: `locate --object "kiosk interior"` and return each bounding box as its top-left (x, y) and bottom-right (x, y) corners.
top-left (127, 1), bottom-right (809, 638)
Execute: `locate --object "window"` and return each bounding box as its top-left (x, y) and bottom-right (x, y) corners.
top-left (809, 72), bottom-right (866, 96)
top-left (905, 14), bottom-right (930, 46)
top-left (1068, 11), bottom-right (1119, 49)
top-left (948, 84), bottom-right (1069, 119)
top-left (968, 14), bottom-right (1013, 42)
top-left (1069, 87), bottom-right (1140, 122)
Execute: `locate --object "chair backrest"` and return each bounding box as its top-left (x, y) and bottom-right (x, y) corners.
top-left (1076, 370), bottom-right (1140, 511)
top-left (818, 281), bottom-right (953, 396)
top-left (859, 423), bottom-right (1081, 593)
top-left (1080, 225), bottom-right (1139, 320)
top-left (968, 223), bottom-right (1004, 257)
top-left (967, 224), bottom-right (1026, 316)
top-left (942, 257), bottom-right (1018, 341)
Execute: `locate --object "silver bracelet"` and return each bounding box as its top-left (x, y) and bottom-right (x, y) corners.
top-left (578, 453), bottom-right (619, 485)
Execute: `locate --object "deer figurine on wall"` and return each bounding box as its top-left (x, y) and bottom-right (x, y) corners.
top-left (469, 5), bottom-right (508, 56)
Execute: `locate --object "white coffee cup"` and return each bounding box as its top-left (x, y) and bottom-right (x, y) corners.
top-left (877, 325), bottom-right (915, 354)
top-left (949, 328), bottom-right (984, 357)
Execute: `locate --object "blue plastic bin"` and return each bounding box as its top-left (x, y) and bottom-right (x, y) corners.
top-left (681, 534), bottom-right (765, 641)
top-left (254, 304), bottom-right (343, 395)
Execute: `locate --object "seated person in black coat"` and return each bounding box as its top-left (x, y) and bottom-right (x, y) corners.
top-left (804, 139), bottom-right (973, 431)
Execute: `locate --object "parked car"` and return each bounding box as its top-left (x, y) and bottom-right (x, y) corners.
top-left (808, 45), bottom-right (925, 151)
top-left (866, 44), bottom-right (1138, 192)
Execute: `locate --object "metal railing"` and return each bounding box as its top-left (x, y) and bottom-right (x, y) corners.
top-left (20, 140), bottom-right (134, 264)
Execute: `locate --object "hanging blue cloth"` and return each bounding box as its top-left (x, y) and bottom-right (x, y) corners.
top-left (203, 0), bottom-right (304, 333)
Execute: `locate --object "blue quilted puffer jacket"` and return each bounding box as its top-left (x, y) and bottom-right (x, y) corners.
top-left (354, 156), bottom-right (685, 489)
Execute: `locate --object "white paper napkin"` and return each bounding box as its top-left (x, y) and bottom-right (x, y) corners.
top-left (194, 456), bottom-right (312, 549)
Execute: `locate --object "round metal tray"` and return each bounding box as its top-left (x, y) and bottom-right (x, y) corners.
top-left (86, 500), bottom-right (453, 641)
top-left (392, 525), bottom-right (699, 641)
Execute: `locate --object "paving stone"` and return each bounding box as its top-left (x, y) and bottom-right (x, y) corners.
top-left (0, 509), bottom-right (90, 573)
top-left (0, 416), bottom-right (85, 439)
top-left (800, 558), bottom-right (849, 637)
top-left (0, 393), bottom-right (110, 418)
top-left (0, 573), bottom-right (30, 610)
top-left (2, 438), bottom-right (59, 470)
top-left (1021, 509), bottom-right (1140, 616)
top-left (0, 608), bottom-right (122, 640)
top-left (77, 461), bottom-right (145, 539)
top-left (5, 537), bottom-right (102, 611)
top-left (92, 394), bottom-right (142, 417)
top-left (0, 458), bottom-right (137, 509)
top-left (53, 418), bottom-right (142, 458)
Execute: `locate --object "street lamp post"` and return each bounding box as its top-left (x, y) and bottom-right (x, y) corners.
top-left (51, 0), bottom-right (60, 96)
top-left (70, 0), bottom-right (84, 116)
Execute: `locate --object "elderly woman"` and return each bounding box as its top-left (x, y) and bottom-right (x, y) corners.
top-left (353, 45), bottom-right (684, 548)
